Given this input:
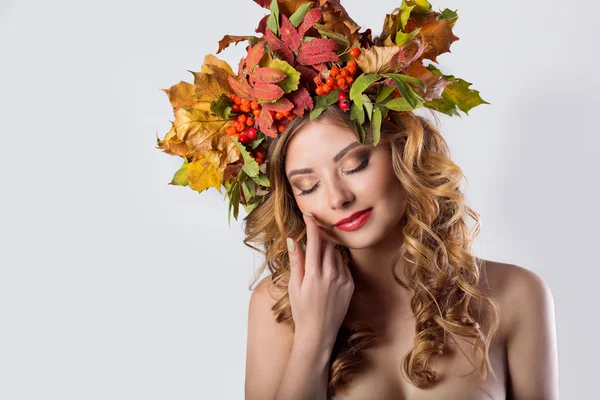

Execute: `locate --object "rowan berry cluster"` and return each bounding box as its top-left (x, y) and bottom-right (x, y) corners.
top-left (313, 47), bottom-right (361, 113)
top-left (313, 57), bottom-right (359, 95)
top-left (226, 93), bottom-right (267, 163)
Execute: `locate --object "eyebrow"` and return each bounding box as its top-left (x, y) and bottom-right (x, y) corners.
top-left (287, 141), bottom-right (362, 179)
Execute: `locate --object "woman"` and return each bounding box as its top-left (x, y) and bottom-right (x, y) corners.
top-left (243, 106), bottom-right (559, 400)
top-left (154, 0), bottom-right (560, 398)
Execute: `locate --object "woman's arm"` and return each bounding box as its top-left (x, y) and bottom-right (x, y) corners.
top-left (505, 264), bottom-right (560, 399)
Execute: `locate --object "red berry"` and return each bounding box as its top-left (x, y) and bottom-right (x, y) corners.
top-left (339, 99), bottom-right (351, 111)
top-left (315, 86), bottom-right (324, 95)
top-left (338, 92), bottom-right (349, 102)
top-left (326, 76), bottom-right (335, 86)
top-left (349, 47), bottom-right (361, 58)
top-left (246, 127), bottom-right (258, 140)
top-left (238, 134), bottom-right (250, 145)
top-left (237, 114), bottom-right (247, 124)
top-left (330, 67), bottom-right (340, 77)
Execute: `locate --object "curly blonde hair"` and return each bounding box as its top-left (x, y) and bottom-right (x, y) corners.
top-left (242, 105), bottom-right (500, 399)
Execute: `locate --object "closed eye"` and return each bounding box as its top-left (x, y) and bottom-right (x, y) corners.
top-left (298, 158), bottom-right (370, 196)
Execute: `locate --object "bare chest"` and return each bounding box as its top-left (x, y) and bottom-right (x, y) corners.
top-left (332, 299), bottom-right (508, 400)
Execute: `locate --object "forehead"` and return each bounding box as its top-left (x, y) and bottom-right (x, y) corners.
top-left (285, 119), bottom-right (362, 171)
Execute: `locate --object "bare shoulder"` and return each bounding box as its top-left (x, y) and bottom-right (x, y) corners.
top-left (475, 258), bottom-right (554, 342)
top-left (245, 274), bottom-right (295, 400)
top-left (477, 258), bottom-right (559, 398)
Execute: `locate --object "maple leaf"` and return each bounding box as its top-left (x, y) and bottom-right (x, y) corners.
top-left (216, 35), bottom-right (259, 54)
top-left (404, 62), bottom-right (451, 101)
top-left (187, 150), bottom-right (225, 194)
top-left (416, 19), bottom-right (459, 63)
top-left (279, 14), bottom-right (302, 52)
top-left (355, 46), bottom-right (405, 74)
top-left (296, 38), bottom-right (339, 65)
top-left (161, 56), bottom-right (234, 112)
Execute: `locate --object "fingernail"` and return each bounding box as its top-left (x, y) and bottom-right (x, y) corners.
top-left (286, 237), bottom-right (296, 253)
top-left (303, 212), bottom-right (313, 217)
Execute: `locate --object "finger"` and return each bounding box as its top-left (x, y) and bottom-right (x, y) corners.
top-left (336, 249), bottom-right (352, 282)
top-left (287, 237), bottom-right (305, 292)
top-left (302, 213), bottom-right (321, 276)
top-left (321, 233), bottom-right (336, 279)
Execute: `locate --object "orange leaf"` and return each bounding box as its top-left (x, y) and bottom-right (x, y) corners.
top-left (417, 19), bottom-right (459, 63)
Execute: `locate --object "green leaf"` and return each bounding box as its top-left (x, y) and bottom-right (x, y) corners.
top-left (371, 107), bottom-right (383, 146)
top-left (252, 171), bottom-right (271, 187)
top-left (408, 0), bottom-right (432, 14)
top-left (399, 0), bottom-right (416, 31)
top-left (231, 136), bottom-right (260, 177)
top-left (383, 97), bottom-right (415, 111)
top-left (290, 2), bottom-right (313, 27)
top-left (354, 120), bottom-right (366, 143)
top-left (424, 97), bottom-right (460, 116)
top-left (350, 101), bottom-right (365, 125)
top-left (362, 94), bottom-right (373, 121)
top-left (170, 157), bottom-right (189, 186)
top-left (385, 74), bottom-right (421, 108)
top-left (438, 8), bottom-right (458, 26)
top-left (210, 93), bottom-right (235, 119)
top-left (376, 85), bottom-right (395, 104)
top-left (424, 64), bottom-right (488, 115)
top-left (395, 28), bottom-right (420, 47)
top-left (384, 73), bottom-right (425, 89)
top-left (267, 0), bottom-right (280, 35)
top-left (250, 134), bottom-right (265, 149)
top-left (310, 89), bottom-right (340, 120)
top-left (227, 180), bottom-right (240, 225)
top-left (442, 78), bottom-right (489, 115)
top-left (268, 58), bottom-right (301, 93)
top-left (315, 26), bottom-right (350, 49)
top-left (349, 73), bottom-right (382, 109)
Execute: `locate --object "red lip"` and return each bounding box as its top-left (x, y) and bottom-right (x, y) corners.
top-left (334, 208), bottom-right (373, 227)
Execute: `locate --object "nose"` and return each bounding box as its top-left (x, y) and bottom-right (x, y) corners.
top-left (327, 178), bottom-right (355, 210)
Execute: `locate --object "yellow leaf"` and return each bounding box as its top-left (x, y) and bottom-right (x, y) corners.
top-left (355, 46), bottom-right (404, 74)
top-left (187, 150), bottom-right (224, 194)
top-left (172, 107), bottom-right (241, 166)
top-left (201, 54), bottom-right (235, 76)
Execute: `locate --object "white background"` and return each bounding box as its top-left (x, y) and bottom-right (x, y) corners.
top-left (1, 0), bottom-right (598, 398)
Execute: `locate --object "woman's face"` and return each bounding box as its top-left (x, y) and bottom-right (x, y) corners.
top-left (284, 118), bottom-right (408, 248)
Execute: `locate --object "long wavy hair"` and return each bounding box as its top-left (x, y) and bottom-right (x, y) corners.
top-left (242, 105), bottom-right (500, 399)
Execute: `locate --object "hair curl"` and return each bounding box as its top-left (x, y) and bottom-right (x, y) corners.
top-left (242, 105), bottom-right (500, 399)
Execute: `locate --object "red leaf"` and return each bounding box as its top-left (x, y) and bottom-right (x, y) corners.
top-left (390, 48), bottom-right (407, 71)
top-left (255, 14), bottom-right (269, 34)
top-left (228, 76), bottom-right (253, 100)
top-left (297, 38), bottom-right (339, 65)
top-left (295, 65), bottom-right (318, 86)
top-left (280, 15), bottom-right (301, 52)
top-left (298, 8), bottom-right (322, 37)
top-left (246, 42), bottom-right (265, 71)
top-left (288, 87), bottom-right (314, 116)
top-left (265, 29), bottom-right (295, 64)
top-left (252, 83), bottom-right (285, 102)
top-left (313, 63), bottom-right (329, 73)
top-left (252, 0), bottom-right (270, 8)
top-left (262, 97), bottom-right (294, 113)
top-left (251, 67), bottom-right (287, 84)
top-left (255, 108), bottom-right (277, 138)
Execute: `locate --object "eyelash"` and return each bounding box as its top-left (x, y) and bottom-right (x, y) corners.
top-left (298, 158), bottom-right (370, 196)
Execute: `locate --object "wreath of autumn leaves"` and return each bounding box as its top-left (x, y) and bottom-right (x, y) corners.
top-left (156, 0), bottom-right (488, 224)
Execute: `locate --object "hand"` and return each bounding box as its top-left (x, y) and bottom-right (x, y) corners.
top-left (286, 213), bottom-right (355, 349)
